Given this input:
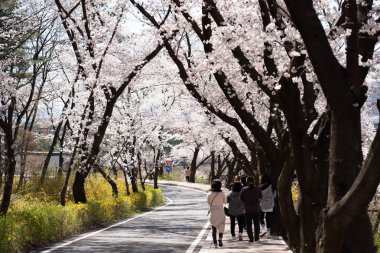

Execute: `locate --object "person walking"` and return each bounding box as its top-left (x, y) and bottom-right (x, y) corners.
top-left (240, 174), bottom-right (247, 187)
top-left (240, 176), bottom-right (262, 243)
top-left (207, 179), bottom-right (226, 248)
top-left (227, 181), bottom-right (245, 241)
top-left (184, 167), bottom-right (191, 182)
top-left (260, 174), bottom-right (276, 238)
top-left (229, 175), bottom-right (241, 190)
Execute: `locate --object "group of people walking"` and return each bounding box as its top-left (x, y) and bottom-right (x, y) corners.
top-left (207, 174), bottom-right (275, 248)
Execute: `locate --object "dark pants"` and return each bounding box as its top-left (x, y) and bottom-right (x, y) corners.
top-left (211, 226), bottom-right (223, 243)
top-left (245, 212), bottom-right (260, 241)
top-left (186, 176), bottom-right (190, 182)
top-left (260, 211), bottom-right (273, 228)
top-left (230, 214), bottom-right (245, 236)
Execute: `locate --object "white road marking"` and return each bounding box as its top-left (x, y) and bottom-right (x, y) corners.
top-left (168, 184), bottom-right (211, 253)
top-left (41, 197), bottom-right (173, 253)
top-left (160, 183), bottom-right (212, 253)
top-left (185, 220), bottom-right (210, 253)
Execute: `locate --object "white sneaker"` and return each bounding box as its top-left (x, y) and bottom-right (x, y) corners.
top-left (260, 230), bottom-right (267, 237)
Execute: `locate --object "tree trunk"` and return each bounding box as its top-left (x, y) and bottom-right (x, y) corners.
top-left (58, 150), bottom-right (64, 177)
top-left (0, 167), bottom-right (3, 190)
top-left (278, 157), bottom-right (300, 253)
top-left (257, 146), bottom-right (272, 179)
top-left (0, 155), bottom-right (16, 216)
top-left (138, 153), bottom-right (145, 191)
top-left (60, 147), bottom-right (77, 206)
top-left (189, 146), bottom-right (200, 183)
top-left (17, 153), bottom-right (26, 191)
top-left (122, 168), bottom-right (130, 195)
top-left (96, 165), bottom-right (118, 196)
top-left (17, 129), bottom-right (28, 191)
top-left (342, 212), bottom-right (375, 253)
top-left (72, 171), bottom-right (87, 203)
top-left (41, 121), bottom-right (63, 184)
top-left (209, 150), bottom-right (216, 182)
top-left (153, 149), bottom-right (161, 189)
top-left (0, 135), bottom-right (3, 189)
top-left (128, 137), bottom-right (139, 193)
top-left (0, 129), bottom-right (16, 216)
top-left (225, 157), bottom-right (236, 188)
top-left (215, 154), bottom-right (227, 179)
top-left (316, 107), bottom-right (372, 253)
top-left (130, 167), bottom-right (138, 193)
top-left (57, 122), bottom-right (68, 177)
top-left (153, 166), bottom-right (159, 189)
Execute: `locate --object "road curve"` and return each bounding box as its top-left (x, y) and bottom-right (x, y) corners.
top-left (36, 184), bottom-right (210, 253)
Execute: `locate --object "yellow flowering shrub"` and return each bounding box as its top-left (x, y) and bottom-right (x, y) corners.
top-left (0, 176), bottom-right (164, 253)
top-left (291, 181), bottom-right (300, 209)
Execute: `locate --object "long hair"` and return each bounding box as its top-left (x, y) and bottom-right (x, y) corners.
top-left (240, 174), bottom-right (247, 186)
top-left (210, 179), bottom-right (222, 192)
top-left (246, 176), bottom-right (255, 188)
top-left (261, 174), bottom-right (274, 192)
top-left (231, 181), bottom-right (242, 192)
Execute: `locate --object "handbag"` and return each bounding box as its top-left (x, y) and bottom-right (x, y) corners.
top-left (224, 206), bottom-right (230, 217)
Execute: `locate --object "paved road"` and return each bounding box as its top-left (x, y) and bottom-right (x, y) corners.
top-left (36, 185), bottom-right (210, 253)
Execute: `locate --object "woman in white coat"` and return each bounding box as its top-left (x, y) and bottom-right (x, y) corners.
top-left (260, 174), bottom-right (276, 237)
top-left (207, 179), bottom-right (226, 248)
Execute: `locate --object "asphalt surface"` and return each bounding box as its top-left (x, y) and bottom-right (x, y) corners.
top-left (35, 185), bottom-right (210, 253)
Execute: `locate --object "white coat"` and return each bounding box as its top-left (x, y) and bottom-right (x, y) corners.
top-left (207, 191), bottom-right (226, 233)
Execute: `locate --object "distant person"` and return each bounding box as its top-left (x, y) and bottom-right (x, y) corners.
top-left (185, 167), bottom-right (191, 182)
top-left (240, 176), bottom-right (262, 242)
top-left (229, 175), bottom-right (241, 190)
top-left (240, 174), bottom-right (247, 187)
top-left (207, 179), bottom-right (226, 248)
top-left (260, 174), bottom-right (276, 237)
top-left (227, 182), bottom-right (245, 241)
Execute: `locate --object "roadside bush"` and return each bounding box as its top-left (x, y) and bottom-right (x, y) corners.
top-left (195, 175), bottom-right (208, 184)
top-left (375, 233), bottom-right (380, 253)
top-left (0, 186), bottom-right (164, 253)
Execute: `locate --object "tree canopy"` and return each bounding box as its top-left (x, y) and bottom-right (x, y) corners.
top-left (0, 0), bottom-right (380, 252)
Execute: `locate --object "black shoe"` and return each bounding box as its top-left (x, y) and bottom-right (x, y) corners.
top-left (213, 243), bottom-right (218, 248)
top-left (218, 240), bottom-right (223, 247)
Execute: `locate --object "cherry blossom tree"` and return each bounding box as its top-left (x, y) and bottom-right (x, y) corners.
top-left (98, 66), bottom-right (178, 193)
top-left (0, 0), bottom-right (57, 215)
top-left (130, 0), bottom-right (380, 252)
top-left (52, 0), bottom-right (167, 204)
top-left (1, 0), bottom-right (379, 252)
